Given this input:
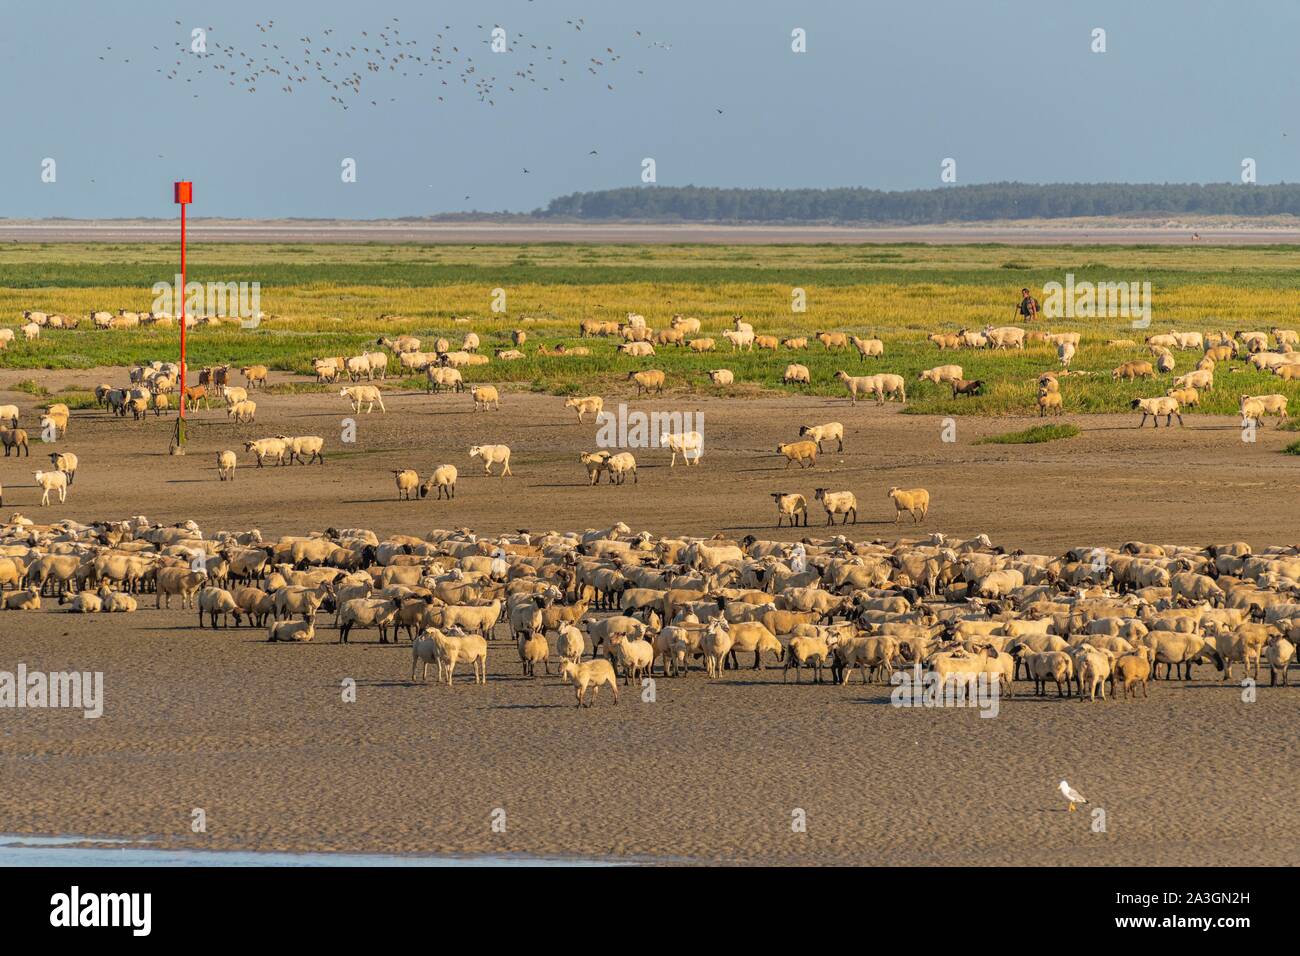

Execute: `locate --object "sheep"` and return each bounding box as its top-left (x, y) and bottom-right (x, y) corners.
top-left (461, 332), bottom-right (481, 352)
top-left (664, 432), bottom-right (703, 467)
top-left (471, 385), bottom-right (500, 411)
top-left (722, 328), bottom-right (754, 351)
top-left (41, 404), bottom-right (69, 437)
top-left (1112, 361), bottom-right (1155, 381)
top-left (1241, 393), bottom-right (1288, 425)
top-left (227, 400), bottom-right (257, 424)
top-left (45, 451), bottom-right (77, 487)
top-left (1, 428), bottom-right (28, 457)
top-left (605, 452), bottom-right (638, 485)
top-left (776, 440), bottom-right (818, 469)
top-left (561, 658), bottom-right (619, 706)
top-left (814, 488), bottom-right (857, 525)
top-left (784, 635), bottom-right (831, 683)
top-left (707, 369), bottom-right (735, 386)
top-left (339, 385), bottom-right (386, 414)
top-left (927, 332), bottom-right (961, 350)
top-left (425, 366), bottom-right (464, 393)
top-left (2, 588), bottom-right (40, 611)
top-left (1266, 635), bottom-right (1295, 686)
top-left (278, 435), bottom-right (325, 465)
top-left (1130, 396), bottom-right (1183, 428)
top-left (564, 396), bottom-right (604, 423)
top-left (700, 620), bottom-right (735, 678)
top-left (850, 335), bottom-right (884, 359)
top-left (217, 450), bottom-right (237, 481)
top-left (241, 365), bottom-right (269, 388)
top-left (268, 618), bottom-right (316, 642)
top-left (817, 331), bottom-right (849, 351)
top-left (519, 629), bottom-right (551, 678)
top-left (687, 337), bottom-right (715, 353)
top-left (97, 586), bottom-right (137, 613)
top-left (557, 623), bottom-right (586, 674)
top-left (338, 597), bottom-right (400, 644)
top-left (834, 371), bottom-right (873, 404)
top-left (421, 464), bottom-right (457, 500)
top-left (1174, 369), bottom-right (1213, 392)
top-left (221, 385), bottom-right (249, 407)
top-left (469, 444), bottom-right (512, 476)
top-left (61, 591), bottom-right (103, 613)
top-left (798, 422), bottom-right (843, 452)
top-left (949, 379), bottom-right (984, 398)
top-left (782, 337), bottom-right (808, 350)
top-left (920, 364), bottom-right (963, 385)
top-left (628, 369), bottom-right (665, 396)
top-left (983, 326), bottom-right (1026, 350)
top-left (771, 493), bottom-right (808, 528)
top-left (1114, 647), bottom-right (1155, 699)
top-left (888, 487), bottom-right (929, 524)
top-left (870, 373), bottom-right (906, 405)
top-left (33, 470), bottom-right (68, 506)
top-left (21, 322), bottom-right (39, 341)
top-left (0, 405), bottom-right (18, 428)
top-left (1165, 387), bottom-right (1200, 408)
top-left (670, 314), bottom-right (701, 334)
top-left (155, 568), bottom-right (207, 609)
top-left (783, 363), bottom-right (812, 386)
top-left (1057, 341), bottom-right (1076, 368)
top-left (393, 469), bottom-right (422, 500)
top-left (1038, 389), bottom-right (1063, 417)
top-left (242, 438), bottom-right (288, 467)
top-left (619, 341), bottom-right (656, 357)
top-left (606, 632), bottom-right (654, 684)
top-left (197, 586), bottom-right (244, 628)
top-left (1017, 648), bottom-right (1075, 697)
top-left (1078, 647), bottom-right (1116, 702)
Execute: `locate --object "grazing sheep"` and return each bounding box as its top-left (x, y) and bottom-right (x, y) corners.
top-left (426, 366), bottom-right (464, 393)
top-left (339, 385), bottom-right (386, 413)
top-left (469, 444), bottom-right (512, 477)
top-left (226, 399), bottom-right (257, 424)
top-left (1, 428), bottom-right (28, 457)
top-left (707, 369), bottom-right (735, 386)
top-left (783, 364), bottom-right (812, 386)
top-left (950, 378), bottom-right (984, 398)
top-left (817, 331), bottom-right (849, 351)
top-left (421, 464), bottom-right (457, 500)
top-left (776, 440), bottom-right (818, 469)
top-left (197, 586), bottom-right (244, 628)
top-left (798, 422), bottom-right (844, 452)
top-left (722, 328), bottom-right (754, 351)
top-left (1240, 393), bottom-right (1288, 425)
top-left (771, 492), bottom-right (808, 528)
top-left (928, 332), bottom-right (961, 350)
top-left (1130, 396), bottom-right (1183, 428)
top-left (605, 452), bottom-right (638, 484)
top-left (920, 364), bottom-right (963, 385)
top-left (564, 395), bottom-right (604, 423)
top-left (1165, 387), bottom-right (1200, 408)
top-left (217, 450), bottom-right (237, 481)
top-left (670, 314), bottom-right (701, 334)
top-left (561, 658), bottom-right (619, 706)
top-left (887, 487), bottom-right (929, 523)
top-left (1174, 369), bottom-right (1213, 392)
top-left (628, 369), bottom-right (665, 396)
top-left (814, 487), bottom-right (857, 525)
top-left (834, 371), bottom-right (872, 404)
top-left (1112, 361), bottom-right (1155, 381)
top-left (850, 335), bottom-right (884, 359)
top-left (471, 385), bottom-right (500, 411)
top-left (33, 470), bottom-right (68, 506)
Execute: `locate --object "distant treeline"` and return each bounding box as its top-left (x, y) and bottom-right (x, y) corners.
top-left (535, 183), bottom-right (1300, 224)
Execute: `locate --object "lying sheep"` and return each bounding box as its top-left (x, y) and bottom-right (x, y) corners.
top-left (707, 369), bottom-right (735, 386)
top-left (1113, 361), bottom-right (1155, 381)
top-left (783, 363), bottom-right (812, 386)
top-left (268, 618), bottom-right (316, 642)
top-left (887, 487), bottom-right (929, 523)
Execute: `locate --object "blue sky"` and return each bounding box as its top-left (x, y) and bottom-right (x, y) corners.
top-left (4, 0), bottom-right (1298, 218)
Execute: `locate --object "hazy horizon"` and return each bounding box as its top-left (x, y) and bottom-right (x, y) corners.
top-left (6, 0), bottom-right (1300, 219)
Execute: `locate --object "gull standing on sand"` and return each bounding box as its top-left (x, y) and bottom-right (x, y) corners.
top-left (1059, 780), bottom-right (1087, 812)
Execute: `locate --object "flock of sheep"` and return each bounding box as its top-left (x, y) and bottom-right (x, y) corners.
top-left (1, 515), bottom-right (1295, 709)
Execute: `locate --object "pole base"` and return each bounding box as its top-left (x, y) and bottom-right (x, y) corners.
top-left (170, 417), bottom-right (186, 454)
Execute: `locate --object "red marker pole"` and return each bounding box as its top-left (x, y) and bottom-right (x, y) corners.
top-left (172, 181), bottom-right (193, 454)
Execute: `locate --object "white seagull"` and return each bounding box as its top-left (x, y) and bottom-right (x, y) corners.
top-left (1059, 780), bottom-right (1087, 812)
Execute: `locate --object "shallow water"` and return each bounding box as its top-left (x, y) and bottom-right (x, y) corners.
top-left (0, 834), bottom-right (618, 867)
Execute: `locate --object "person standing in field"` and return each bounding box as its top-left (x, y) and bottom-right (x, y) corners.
top-left (1015, 287), bottom-right (1040, 322)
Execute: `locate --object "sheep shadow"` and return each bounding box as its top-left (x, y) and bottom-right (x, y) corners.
top-left (489, 702), bottom-right (568, 710)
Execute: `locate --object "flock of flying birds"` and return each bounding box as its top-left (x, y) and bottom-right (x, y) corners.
top-left (133, 17), bottom-right (663, 113)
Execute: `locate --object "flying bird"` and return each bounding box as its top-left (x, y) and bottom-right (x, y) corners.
top-left (1058, 780), bottom-right (1087, 813)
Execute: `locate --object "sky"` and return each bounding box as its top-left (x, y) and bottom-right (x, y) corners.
top-left (3, 0), bottom-right (1299, 219)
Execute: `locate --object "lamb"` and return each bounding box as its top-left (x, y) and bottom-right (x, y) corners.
top-left (798, 422), bottom-right (844, 452)
top-left (887, 487), bottom-right (930, 523)
top-left (771, 493), bottom-right (808, 527)
top-left (339, 385), bottom-right (386, 413)
top-left (707, 369), bottom-right (735, 386)
top-left (814, 488), bottom-right (857, 525)
top-left (783, 363), bottom-right (812, 386)
top-left (928, 332), bottom-right (961, 350)
top-left (33, 470), bottom-right (68, 506)
top-left (776, 440), bottom-right (818, 469)
top-left (217, 450), bottom-right (237, 481)
top-left (1165, 387), bottom-right (1200, 408)
top-left (920, 364), bottom-right (963, 385)
top-left (61, 591), bottom-right (103, 613)
top-left (561, 658), bottom-right (619, 706)
top-left (266, 617), bottom-right (316, 642)
top-left (1057, 341), bottom-right (1076, 369)
top-left (782, 337), bottom-right (808, 350)
top-left (1, 428), bottom-right (28, 457)
top-left (1038, 388), bottom-right (1063, 416)
top-left (0, 405), bottom-right (18, 428)
top-left (664, 431), bottom-right (703, 467)
top-left (471, 385), bottom-right (500, 411)
top-left (1130, 396), bottom-right (1183, 428)
top-left (421, 464), bottom-right (457, 500)
top-left (564, 396), bottom-right (604, 423)
top-left (628, 369), bottom-right (665, 396)
top-left (469, 444), bottom-right (512, 477)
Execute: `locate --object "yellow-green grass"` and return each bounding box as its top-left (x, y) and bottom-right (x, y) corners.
top-left (4, 242), bottom-right (1300, 417)
top-left (976, 424), bottom-right (1081, 444)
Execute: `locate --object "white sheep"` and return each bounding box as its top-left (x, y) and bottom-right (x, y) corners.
top-left (469, 444), bottom-right (512, 477)
top-left (33, 470), bottom-right (68, 506)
